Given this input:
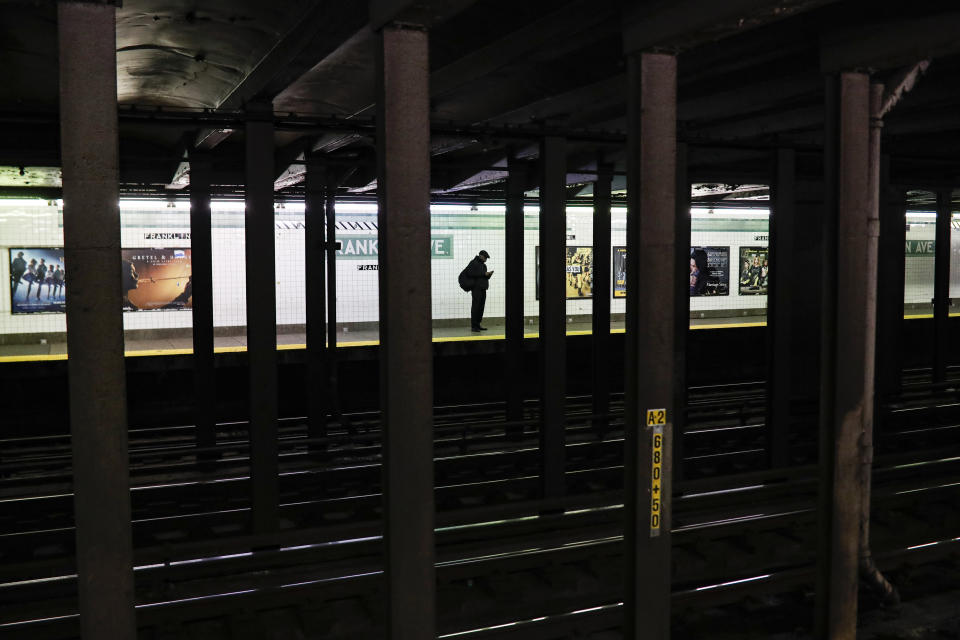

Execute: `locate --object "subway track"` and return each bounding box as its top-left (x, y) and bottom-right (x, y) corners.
top-left (2, 380), bottom-right (957, 638)
top-left (3, 442), bottom-right (959, 639)
top-left (0, 383), bottom-right (808, 566)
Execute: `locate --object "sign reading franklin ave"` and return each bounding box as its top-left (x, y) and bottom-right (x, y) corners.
top-left (336, 235), bottom-right (454, 259)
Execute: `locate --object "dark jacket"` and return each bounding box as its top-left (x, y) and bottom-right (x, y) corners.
top-left (465, 256), bottom-right (490, 291)
top-left (11, 256), bottom-right (26, 276)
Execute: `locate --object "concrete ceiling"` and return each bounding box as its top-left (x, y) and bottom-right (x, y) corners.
top-left (0, 0), bottom-right (958, 198)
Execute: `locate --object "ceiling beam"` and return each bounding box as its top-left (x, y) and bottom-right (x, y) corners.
top-left (193, 2), bottom-right (367, 151)
top-left (821, 12), bottom-right (960, 72)
top-left (623, 0), bottom-right (836, 53)
top-left (369, 0), bottom-right (478, 30)
top-left (430, 0), bottom-right (620, 99)
top-left (687, 105), bottom-right (823, 140)
top-left (680, 74), bottom-right (820, 122)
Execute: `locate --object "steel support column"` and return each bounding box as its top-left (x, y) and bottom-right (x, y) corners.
top-left (767, 148), bottom-right (796, 469)
top-left (58, 2), bottom-right (136, 637)
top-left (189, 151), bottom-right (215, 457)
top-left (245, 102), bottom-right (279, 535)
top-left (876, 165), bottom-right (905, 399)
top-left (539, 135), bottom-right (567, 503)
top-left (592, 160), bottom-right (613, 433)
top-left (624, 51), bottom-right (677, 640)
top-left (934, 187), bottom-right (952, 383)
top-left (815, 72), bottom-right (869, 640)
top-left (326, 168), bottom-right (340, 409)
top-left (305, 156), bottom-right (328, 445)
top-left (376, 24), bottom-right (435, 640)
top-left (673, 142), bottom-right (690, 479)
top-left (505, 155), bottom-right (527, 427)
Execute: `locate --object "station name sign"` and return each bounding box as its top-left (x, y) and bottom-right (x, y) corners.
top-left (336, 235), bottom-right (454, 259)
top-left (905, 240), bottom-right (936, 256)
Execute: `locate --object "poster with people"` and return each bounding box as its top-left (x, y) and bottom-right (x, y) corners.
top-left (738, 246), bottom-right (769, 295)
top-left (9, 247), bottom-right (66, 314)
top-left (689, 246), bottom-right (730, 296)
top-left (613, 246), bottom-right (627, 298)
top-left (534, 246), bottom-right (594, 299)
top-left (565, 246), bottom-right (593, 298)
top-left (120, 248), bottom-right (193, 311)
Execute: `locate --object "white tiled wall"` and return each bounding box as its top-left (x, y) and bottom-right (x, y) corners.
top-left (10, 199), bottom-right (942, 337)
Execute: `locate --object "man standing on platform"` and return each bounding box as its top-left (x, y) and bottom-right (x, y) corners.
top-left (464, 250), bottom-right (493, 332)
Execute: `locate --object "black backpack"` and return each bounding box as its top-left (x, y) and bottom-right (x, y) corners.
top-left (458, 266), bottom-right (473, 292)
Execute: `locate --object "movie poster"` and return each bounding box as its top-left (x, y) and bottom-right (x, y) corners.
top-left (738, 246), bottom-right (769, 295)
top-left (565, 246), bottom-right (593, 299)
top-left (121, 248), bottom-right (193, 311)
top-left (613, 246), bottom-right (627, 298)
top-left (690, 246), bottom-right (730, 296)
top-left (9, 247), bottom-right (66, 314)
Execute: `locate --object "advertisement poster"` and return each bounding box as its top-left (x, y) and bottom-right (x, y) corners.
top-left (534, 246), bottom-right (594, 299)
top-left (565, 246), bottom-right (593, 299)
top-left (690, 246), bottom-right (730, 296)
top-left (121, 248), bottom-right (192, 311)
top-left (613, 246), bottom-right (627, 298)
top-left (9, 247), bottom-right (66, 314)
top-left (738, 246), bottom-right (769, 295)
top-left (535, 246), bottom-right (540, 300)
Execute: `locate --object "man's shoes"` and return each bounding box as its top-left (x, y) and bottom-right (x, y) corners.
top-left (471, 327), bottom-right (482, 333)
top-left (477, 326), bottom-right (488, 330)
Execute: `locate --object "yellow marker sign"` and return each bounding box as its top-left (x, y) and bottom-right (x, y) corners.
top-left (646, 408), bottom-right (666, 426)
top-left (649, 419), bottom-right (665, 537)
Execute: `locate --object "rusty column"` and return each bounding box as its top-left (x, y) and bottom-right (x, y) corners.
top-left (816, 71), bottom-right (870, 640)
top-left (624, 51), bottom-right (677, 640)
top-left (58, 1), bottom-right (136, 637)
top-left (858, 81), bottom-right (900, 606)
top-left (376, 24), bottom-right (435, 640)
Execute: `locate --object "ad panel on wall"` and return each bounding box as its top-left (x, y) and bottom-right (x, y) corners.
top-left (535, 246), bottom-right (595, 300)
top-left (565, 246), bottom-right (593, 299)
top-left (9, 247), bottom-right (66, 314)
top-left (738, 246), bottom-right (769, 295)
top-left (613, 246), bottom-right (627, 298)
top-left (121, 248), bottom-right (193, 311)
top-left (690, 246), bottom-right (730, 296)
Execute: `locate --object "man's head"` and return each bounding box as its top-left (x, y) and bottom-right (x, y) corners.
top-left (16, 252), bottom-right (23, 258)
top-left (478, 250), bottom-right (489, 262)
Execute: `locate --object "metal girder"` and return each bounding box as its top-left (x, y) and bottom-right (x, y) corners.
top-left (680, 74), bottom-right (820, 122)
top-left (484, 73), bottom-right (625, 128)
top-left (192, 2), bottom-right (366, 150)
top-left (430, 0), bottom-right (620, 99)
top-left (821, 13), bottom-right (960, 72)
top-left (369, 0), bottom-right (477, 30)
top-left (689, 105), bottom-right (823, 140)
top-left (879, 60), bottom-right (930, 117)
top-left (885, 108), bottom-right (960, 136)
top-left (623, 0), bottom-right (836, 54)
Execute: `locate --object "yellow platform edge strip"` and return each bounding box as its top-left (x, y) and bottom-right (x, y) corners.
top-left (0, 316), bottom-right (941, 363)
